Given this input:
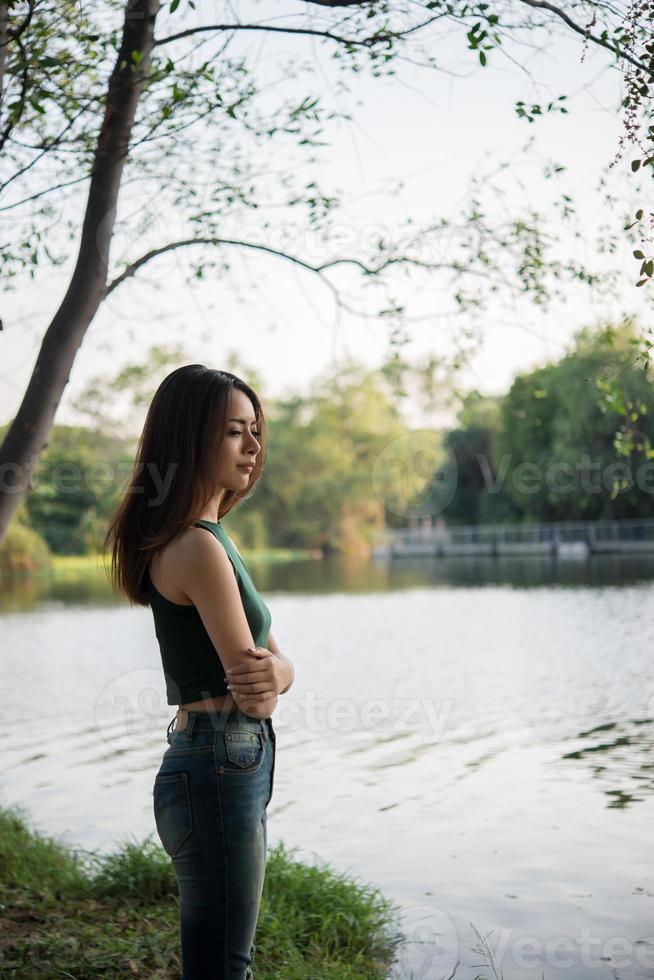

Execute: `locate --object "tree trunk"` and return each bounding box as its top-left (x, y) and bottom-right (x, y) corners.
top-left (0, 3), bottom-right (8, 112)
top-left (0, 0), bottom-right (160, 544)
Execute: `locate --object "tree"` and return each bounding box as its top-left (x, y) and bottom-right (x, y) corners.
top-left (1, 0), bottom-right (651, 542)
top-left (492, 318), bottom-right (654, 521)
top-left (0, 420), bottom-right (132, 553)
top-left (255, 360), bottom-right (405, 552)
top-left (444, 390), bottom-right (521, 525)
top-left (69, 342), bottom-right (191, 438)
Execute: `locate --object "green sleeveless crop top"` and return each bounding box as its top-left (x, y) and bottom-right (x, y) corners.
top-left (146, 519), bottom-right (272, 705)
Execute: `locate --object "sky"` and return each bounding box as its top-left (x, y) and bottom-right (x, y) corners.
top-left (1, 1), bottom-right (650, 433)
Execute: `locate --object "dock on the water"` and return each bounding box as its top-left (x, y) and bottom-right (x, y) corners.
top-left (371, 519), bottom-right (654, 559)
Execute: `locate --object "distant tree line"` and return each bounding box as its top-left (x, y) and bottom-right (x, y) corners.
top-left (1, 320), bottom-right (652, 563)
top-left (444, 319), bottom-right (654, 526)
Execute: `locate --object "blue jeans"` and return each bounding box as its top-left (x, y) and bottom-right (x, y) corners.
top-left (153, 707), bottom-right (276, 979)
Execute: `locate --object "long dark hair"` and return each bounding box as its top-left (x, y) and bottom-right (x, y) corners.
top-left (104, 365), bottom-right (266, 606)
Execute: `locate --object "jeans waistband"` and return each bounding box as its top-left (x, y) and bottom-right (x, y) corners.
top-left (167, 707), bottom-right (274, 740)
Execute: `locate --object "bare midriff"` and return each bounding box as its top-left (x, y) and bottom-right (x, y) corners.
top-left (179, 693), bottom-right (237, 712)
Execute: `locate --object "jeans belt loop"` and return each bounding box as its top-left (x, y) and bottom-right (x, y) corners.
top-left (176, 707), bottom-right (191, 735)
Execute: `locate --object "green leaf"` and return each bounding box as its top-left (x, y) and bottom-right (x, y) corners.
top-left (631, 159), bottom-right (641, 172)
top-left (170, 0), bottom-right (180, 11)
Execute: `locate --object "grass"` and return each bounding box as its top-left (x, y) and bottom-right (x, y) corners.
top-left (49, 554), bottom-right (110, 575)
top-left (42, 547), bottom-right (319, 579)
top-left (0, 802), bottom-right (404, 979)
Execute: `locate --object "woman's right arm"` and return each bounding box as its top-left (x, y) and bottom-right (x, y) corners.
top-left (176, 526), bottom-right (277, 718)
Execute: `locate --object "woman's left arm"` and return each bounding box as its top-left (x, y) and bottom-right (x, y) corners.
top-left (225, 634), bottom-right (295, 707)
top-left (267, 631), bottom-right (295, 694)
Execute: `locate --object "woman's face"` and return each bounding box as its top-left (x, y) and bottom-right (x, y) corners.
top-left (215, 389), bottom-right (261, 492)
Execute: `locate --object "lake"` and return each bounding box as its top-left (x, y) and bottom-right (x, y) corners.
top-left (2, 552), bottom-right (654, 979)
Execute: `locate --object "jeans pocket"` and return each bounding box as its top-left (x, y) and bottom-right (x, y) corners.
top-left (153, 771), bottom-right (193, 857)
top-left (223, 729), bottom-right (265, 772)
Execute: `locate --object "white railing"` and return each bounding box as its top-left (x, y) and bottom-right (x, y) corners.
top-left (372, 518), bottom-right (654, 556)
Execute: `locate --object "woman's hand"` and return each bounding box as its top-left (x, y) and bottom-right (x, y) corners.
top-left (225, 646), bottom-right (292, 711)
top-left (232, 692), bottom-right (278, 720)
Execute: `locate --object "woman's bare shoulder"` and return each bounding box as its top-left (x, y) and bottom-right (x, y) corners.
top-left (175, 524), bottom-right (237, 575)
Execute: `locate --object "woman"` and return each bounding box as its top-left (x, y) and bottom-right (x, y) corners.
top-left (105, 365), bottom-right (295, 979)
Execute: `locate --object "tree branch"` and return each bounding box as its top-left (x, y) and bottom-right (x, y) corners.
top-left (104, 233), bottom-right (504, 305)
top-left (0, 101), bottom-right (95, 195)
top-left (6, 0), bottom-right (35, 42)
top-left (518, 0), bottom-right (649, 74)
top-left (154, 21), bottom-right (393, 48)
top-left (302, 1), bottom-right (376, 5)
top-left (0, 34), bottom-right (28, 152)
top-left (105, 236), bottom-right (349, 295)
top-left (0, 168), bottom-right (92, 211)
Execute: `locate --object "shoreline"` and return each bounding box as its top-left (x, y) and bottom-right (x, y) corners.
top-left (0, 801), bottom-right (403, 979)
